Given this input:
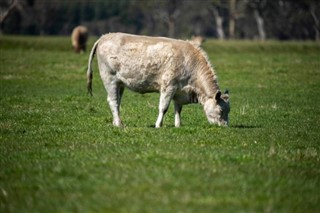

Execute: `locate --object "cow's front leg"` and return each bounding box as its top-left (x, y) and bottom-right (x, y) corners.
top-left (107, 83), bottom-right (123, 127)
top-left (155, 87), bottom-right (176, 128)
top-left (174, 102), bottom-right (182, 127)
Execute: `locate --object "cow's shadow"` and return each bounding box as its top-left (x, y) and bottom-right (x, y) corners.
top-left (146, 124), bottom-right (262, 129)
top-left (231, 124), bottom-right (262, 129)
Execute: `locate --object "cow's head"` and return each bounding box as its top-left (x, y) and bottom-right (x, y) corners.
top-left (204, 90), bottom-right (230, 126)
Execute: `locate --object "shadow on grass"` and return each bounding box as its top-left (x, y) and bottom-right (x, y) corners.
top-left (231, 124), bottom-right (262, 129)
top-left (144, 123), bottom-right (262, 129)
top-left (146, 124), bottom-right (176, 128)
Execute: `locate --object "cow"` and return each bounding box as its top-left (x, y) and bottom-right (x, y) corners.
top-left (71, 26), bottom-right (88, 53)
top-left (87, 33), bottom-right (230, 128)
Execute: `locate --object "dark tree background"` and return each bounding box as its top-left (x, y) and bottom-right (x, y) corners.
top-left (1, 0), bottom-right (319, 40)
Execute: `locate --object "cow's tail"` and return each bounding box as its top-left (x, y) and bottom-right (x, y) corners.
top-left (87, 38), bottom-right (101, 96)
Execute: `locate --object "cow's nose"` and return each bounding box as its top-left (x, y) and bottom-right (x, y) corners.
top-left (220, 120), bottom-right (228, 127)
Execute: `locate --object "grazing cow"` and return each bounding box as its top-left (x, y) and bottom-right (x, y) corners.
top-left (71, 26), bottom-right (88, 53)
top-left (87, 33), bottom-right (230, 128)
top-left (190, 35), bottom-right (206, 47)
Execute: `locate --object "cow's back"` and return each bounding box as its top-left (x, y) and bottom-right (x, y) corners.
top-left (96, 33), bottom-right (197, 93)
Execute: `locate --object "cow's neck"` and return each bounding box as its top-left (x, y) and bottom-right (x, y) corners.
top-left (193, 67), bottom-right (220, 105)
top-left (186, 46), bottom-right (220, 105)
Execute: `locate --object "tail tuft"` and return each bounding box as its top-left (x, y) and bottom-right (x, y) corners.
top-left (87, 71), bottom-right (93, 96)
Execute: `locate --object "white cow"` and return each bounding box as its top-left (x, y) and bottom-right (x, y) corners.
top-left (87, 33), bottom-right (230, 128)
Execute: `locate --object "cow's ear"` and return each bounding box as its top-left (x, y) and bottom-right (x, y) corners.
top-left (215, 90), bottom-right (221, 101)
top-left (221, 93), bottom-right (229, 102)
top-left (222, 89), bottom-right (229, 102)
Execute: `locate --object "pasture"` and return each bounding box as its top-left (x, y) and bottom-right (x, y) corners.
top-left (0, 36), bottom-right (319, 212)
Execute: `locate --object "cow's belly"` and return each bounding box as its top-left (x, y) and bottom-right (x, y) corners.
top-left (116, 69), bottom-right (161, 93)
top-left (102, 41), bottom-right (181, 93)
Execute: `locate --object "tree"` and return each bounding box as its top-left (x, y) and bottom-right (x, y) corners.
top-left (154, 0), bottom-right (181, 38)
top-left (247, 0), bottom-right (267, 40)
top-left (0, 0), bottom-right (19, 34)
top-left (308, 0), bottom-right (320, 41)
top-left (208, 0), bottom-right (225, 40)
top-left (0, 0), bottom-right (37, 34)
top-left (228, 0), bottom-right (236, 39)
top-left (0, 0), bottom-right (17, 24)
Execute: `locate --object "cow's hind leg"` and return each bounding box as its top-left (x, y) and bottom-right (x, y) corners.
top-left (118, 86), bottom-right (125, 107)
top-left (155, 86), bottom-right (176, 128)
top-left (106, 82), bottom-right (124, 127)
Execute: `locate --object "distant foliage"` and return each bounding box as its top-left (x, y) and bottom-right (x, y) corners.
top-left (0, 0), bottom-right (319, 40)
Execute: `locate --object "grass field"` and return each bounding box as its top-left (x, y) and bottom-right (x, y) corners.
top-left (0, 36), bottom-right (319, 212)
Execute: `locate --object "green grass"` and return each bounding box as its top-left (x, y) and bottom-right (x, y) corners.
top-left (1, 36), bottom-right (320, 212)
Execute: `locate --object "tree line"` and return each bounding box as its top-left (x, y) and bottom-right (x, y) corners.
top-left (1, 0), bottom-right (319, 40)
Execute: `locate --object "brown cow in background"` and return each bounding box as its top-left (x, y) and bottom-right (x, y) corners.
top-left (71, 26), bottom-right (88, 53)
